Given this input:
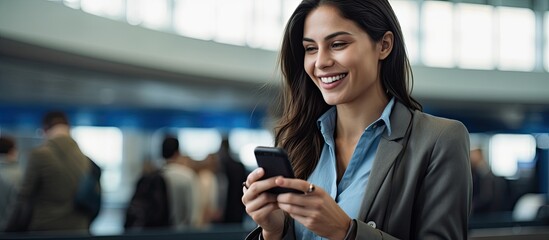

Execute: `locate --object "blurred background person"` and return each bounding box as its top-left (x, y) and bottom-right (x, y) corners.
top-left (195, 153), bottom-right (222, 227)
top-left (470, 147), bottom-right (508, 215)
top-left (216, 137), bottom-right (246, 224)
top-left (124, 159), bottom-right (170, 230)
top-left (0, 135), bottom-right (22, 231)
top-left (6, 111), bottom-right (91, 232)
top-left (160, 135), bottom-right (200, 229)
top-left (125, 134), bottom-right (200, 230)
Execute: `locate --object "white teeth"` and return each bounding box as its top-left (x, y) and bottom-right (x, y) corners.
top-left (320, 74), bottom-right (346, 83)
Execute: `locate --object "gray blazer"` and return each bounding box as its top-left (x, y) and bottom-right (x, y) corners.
top-left (246, 101), bottom-right (472, 239)
top-left (353, 101), bottom-right (471, 239)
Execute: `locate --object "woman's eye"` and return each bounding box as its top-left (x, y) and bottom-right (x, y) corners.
top-left (332, 42), bottom-right (347, 49)
top-left (304, 46), bottom-right (318, 52)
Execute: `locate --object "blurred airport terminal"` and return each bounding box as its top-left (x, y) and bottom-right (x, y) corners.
top-left (0, 0), bottom-right (548, 239)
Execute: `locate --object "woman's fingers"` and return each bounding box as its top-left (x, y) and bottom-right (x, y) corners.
top-left (275, 177), bottom-right (317, 194)
top-left (243, 182), bottom-right (282, 204)
top-left (276, 182), bottom-right (351, 239)
top-left (277, 201), bottom-right (310, 218)
top-left (241, 167), bottom-right (288, 237)
top-left (244, 191), bottom-right (278, 212)
top-left (244, 167), bottom-right (265, 189)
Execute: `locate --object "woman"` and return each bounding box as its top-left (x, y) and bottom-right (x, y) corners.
top-left (242, 0), bottom-right (471, 239)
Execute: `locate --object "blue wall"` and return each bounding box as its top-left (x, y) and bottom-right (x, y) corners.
top-left (0, 103), bottom-right (267, 130)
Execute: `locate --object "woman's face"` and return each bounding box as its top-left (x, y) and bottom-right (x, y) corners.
top-left (302, 5), bottom-right (384, 106)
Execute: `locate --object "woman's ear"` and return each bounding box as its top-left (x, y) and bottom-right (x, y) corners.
top-left (379, 31), bottom-right (394, 60)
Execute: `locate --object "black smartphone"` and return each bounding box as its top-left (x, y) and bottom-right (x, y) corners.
top-left (254, 146), bottom-right (301, 194)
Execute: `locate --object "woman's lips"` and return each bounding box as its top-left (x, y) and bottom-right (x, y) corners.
top-left (319, 73), bottom-right (347, 89)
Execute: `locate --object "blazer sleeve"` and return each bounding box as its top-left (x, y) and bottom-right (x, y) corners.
top-left (414, 120), bottom-right (471, 239)
top-left (354, 220), bottom-right (399, 240)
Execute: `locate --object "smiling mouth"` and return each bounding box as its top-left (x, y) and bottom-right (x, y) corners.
top-left (320, 74), bottom-right (347, 84)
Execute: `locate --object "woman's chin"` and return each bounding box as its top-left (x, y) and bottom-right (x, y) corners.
top-left (322, 96), bottom-right (342, 106)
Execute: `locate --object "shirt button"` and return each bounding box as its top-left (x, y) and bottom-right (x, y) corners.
top-left (367, 221), bottom-right (376, 229)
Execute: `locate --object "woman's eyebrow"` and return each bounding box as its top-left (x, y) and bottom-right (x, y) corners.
top-left (303, 31), bottom-right (351, 42)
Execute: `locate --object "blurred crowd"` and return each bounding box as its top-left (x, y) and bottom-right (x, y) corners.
top-left (125, 134), bottom-right (247, 231)
top-left (0, 110), bottom-right (248, 234)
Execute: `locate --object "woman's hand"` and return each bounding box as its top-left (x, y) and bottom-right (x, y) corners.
top-left (242, 168), bottom-right (286, 239)
top-left (275, 178), bottom-right (352, 240)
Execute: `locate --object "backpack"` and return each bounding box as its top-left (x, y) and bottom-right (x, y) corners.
top-left (124, 170), bottom-right (170, 230)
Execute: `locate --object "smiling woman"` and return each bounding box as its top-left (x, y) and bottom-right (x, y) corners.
top-left (241, 0), bottom-right (471, 239)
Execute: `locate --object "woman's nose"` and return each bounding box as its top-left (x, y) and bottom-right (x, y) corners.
top-left (315, 49), bottom-right (334, 69)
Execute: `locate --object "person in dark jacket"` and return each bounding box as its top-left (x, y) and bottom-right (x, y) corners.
top-left (217, 137), bottom-right (247, 223)
top-left (6, 111), bottom-right (91, 232)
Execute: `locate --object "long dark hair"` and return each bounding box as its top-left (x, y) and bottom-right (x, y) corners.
top-left (274, 0), bottom-right (421, 180)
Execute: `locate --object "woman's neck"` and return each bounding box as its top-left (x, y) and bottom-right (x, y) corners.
top-left (335, 94), bottom-right (389, 140)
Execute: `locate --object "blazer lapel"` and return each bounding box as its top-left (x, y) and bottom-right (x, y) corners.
top-left (358, 101), bottom-right (412, 220)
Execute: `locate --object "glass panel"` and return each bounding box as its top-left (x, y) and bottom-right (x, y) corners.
top-left (228, 128), bottom-right (274, 170)
top-left (391, 0), bottom-right (419, 64)
top-left (173, 0), bottom-right (216, 40)
top-left (489, 134), bottom-right (537, 178)
top-left (456, 3), bottom-right (494, 69)
top-left (497, 7), bottom-right (536, 71)
top-left (178, 128), bottom-right (222, 161)
top-left (144, 0), bottom-right (169, 29)
top-left (215, 0), bottom-right (252, 46)
top-left (247, 0), bottom-right (283, 50)
top-left (71, 127), bottom-right (123, 192)
top-left (422, 1), bottom-right (454, 67)
top-left (127, 0), bottom-right (169, 29)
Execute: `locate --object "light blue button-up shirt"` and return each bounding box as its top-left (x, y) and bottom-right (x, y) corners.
top-left (294, 98), bottom-right (395, 240)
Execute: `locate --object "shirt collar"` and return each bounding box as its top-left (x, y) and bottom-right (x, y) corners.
top-left (317, 97), bottom-right (396, 136)
top-left (379, 97), bottom-right (395, 136)
top-left (317, 107), bottom-right (337, 137)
